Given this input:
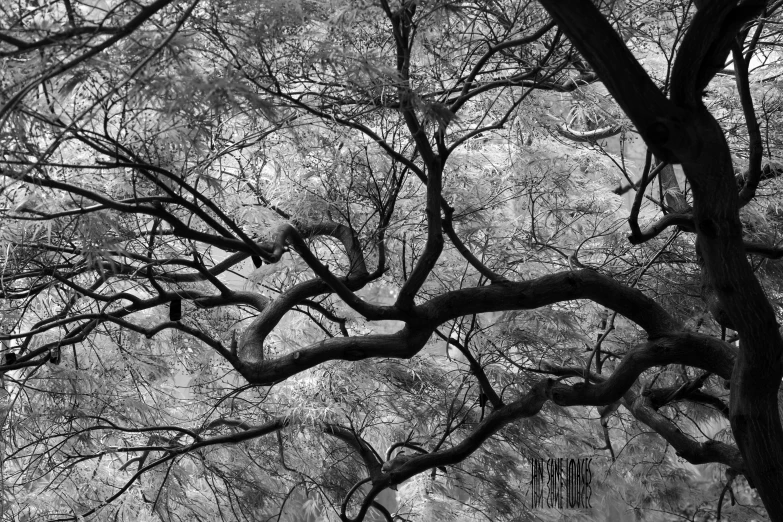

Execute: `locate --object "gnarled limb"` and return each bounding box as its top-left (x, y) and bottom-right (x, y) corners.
top-left (548, 335), bottom-right (735, 407)
top-left (539, 0), bottom-right (783, 514)
top-left (382, 2), bottom-right (444, 311)
top-left (622, 389), bottom-right (744, 470)
top-left (538, 0), bottom-right (682, 163)
top-left (353, 332), bottom-right (742, 516)
top-left (235, 268), bottom-right (703, 384)
top-left (237, 326), bottom-right (433, 385)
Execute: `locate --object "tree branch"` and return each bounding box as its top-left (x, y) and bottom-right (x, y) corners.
top-left (555, 123), bottom-right (622, 143)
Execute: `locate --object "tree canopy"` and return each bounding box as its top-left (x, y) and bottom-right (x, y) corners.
top-left (2, 0), bottom-right (783, 520)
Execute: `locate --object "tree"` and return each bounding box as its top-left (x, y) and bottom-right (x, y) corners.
top-left (1, 0), bottom-right (783, 520)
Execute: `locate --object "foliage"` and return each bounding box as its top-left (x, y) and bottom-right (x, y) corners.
top-left (1, 0), bottom-right (783, 521)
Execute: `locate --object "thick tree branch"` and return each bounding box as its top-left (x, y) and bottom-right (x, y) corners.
top-left (235, 269), bottom-right (736, 386)
top-left (354, 342), bottom-right (742, 518)
top-left (628, 212), bottom-right (694, 244)
top-left (645, 386), bottom-right (729, 418)
top-left (671, 0), bottom-right (766, 109)
top-left (622, 389), bottom-right (742, 470)
top-left (547, 335), bottom-right (735, 407)
top-left (538, 0), bottom-right (682, 162)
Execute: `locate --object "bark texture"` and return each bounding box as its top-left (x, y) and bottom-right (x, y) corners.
top-left (538, 0), bottom-right (783, 516)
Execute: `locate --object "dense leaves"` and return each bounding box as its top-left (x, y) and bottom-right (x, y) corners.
top-left (1, 0), bottom-right (783, 520)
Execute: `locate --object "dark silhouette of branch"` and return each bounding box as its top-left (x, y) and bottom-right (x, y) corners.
top-left (627, 212), bottom-right (694, 244)
top-left (733, 42), bottom-right (764, 206)
top-left (0, 0), bottom-right (180, 124)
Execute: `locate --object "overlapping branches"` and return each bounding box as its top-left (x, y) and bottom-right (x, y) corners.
top-left (0, 0), bottom-right (778, 520)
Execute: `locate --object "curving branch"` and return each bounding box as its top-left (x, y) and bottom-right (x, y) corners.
top-left (670, 0), bottom-right (765, 109)
top-left (547, 335), bottom-right (735, 406)
top-left (555, 123), bottom-right (622, 143)
top-left (234, 269), bottom-right (725, 386)
top-left (736, 161), bottom-right (783, 194)
top-left (348, 334), bottom-right (742, 518)
top-left (0, 209), bottom-right (389, 375)
top-left (261, 224), bottom-right (396, 320)
top-left (627, 212), bottom-right (695, 244)
top-left (644, 386), bottom-right (729, 418)
top-left (442, 206), bottom-right (508, 284)
top-left (324, 424), bottom-right (383, 479)
top-left (236, 223), bottom-right (394, 367)
top-left (733, 42), bottom-right (764, 206)
top-left (538, 0), bottom-right (681, 162)
top-left (434, 329), bottom-right (503, 408)
top-left (622, 389), bottom-right (742, 470)
top-left (450, 20), bottom-right (558, 113)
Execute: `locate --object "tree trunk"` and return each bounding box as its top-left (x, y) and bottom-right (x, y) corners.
top-left (536, 1), bottom-right (783, 516)
top-left (682, 109), bottom-right (783, 519)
